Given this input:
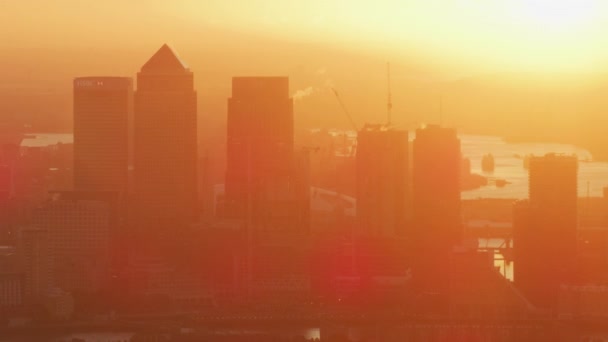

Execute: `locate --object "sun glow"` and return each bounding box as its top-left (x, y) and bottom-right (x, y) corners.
top-left (178, 0), bottom-right (608, 72)
top-left (510, 0), bottom-right (598, 32)
top-left (6, 0), bottom-right (608, 74)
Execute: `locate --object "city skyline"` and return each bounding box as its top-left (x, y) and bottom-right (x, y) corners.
top-left (5, 2), bottom-right (608, 161)
top-left (4, 2), bottom-right (608, 341)
top-left (0, 44), bottom-right (606, 341)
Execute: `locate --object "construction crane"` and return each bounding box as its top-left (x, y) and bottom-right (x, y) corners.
top-left (329, 89), bottom-right (359, 275)
top-left (331, 88), bottom-right (359, 158)
top-left (331, 88), bottom-right (359, 132)
top-left (331, 61), bottom-right (392, 130)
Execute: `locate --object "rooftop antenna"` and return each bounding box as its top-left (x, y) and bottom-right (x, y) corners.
top-left (387, 62), bottom-right (392, 127)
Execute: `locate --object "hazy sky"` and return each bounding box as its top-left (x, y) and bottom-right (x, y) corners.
top-left (2, 0), bottom-right (608, 143)
top-left (3, 0), bottom-right (608, 72)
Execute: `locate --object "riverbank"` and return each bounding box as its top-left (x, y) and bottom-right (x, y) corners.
top-left (504, 134), bottom-right (608, 162)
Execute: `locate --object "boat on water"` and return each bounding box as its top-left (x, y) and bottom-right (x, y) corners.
top-left (481, 154), bottom-right (495, 173)
top-left (495, 179), bottom-right (510, 188)
top-left (461, 173), bottom-right (488, 191)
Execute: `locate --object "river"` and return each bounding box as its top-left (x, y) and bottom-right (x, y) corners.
top-left (460, 134), bottom-right (608, 200)
top-left (22, 132), bottom-right (608, 200)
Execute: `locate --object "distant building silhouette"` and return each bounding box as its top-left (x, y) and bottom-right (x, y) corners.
top-left (514, 153), bottom-right (578, 309)
top-left (48, 190), bottom-right (124, 287)
top-left (604, 186), bottom-right (608, 226)
top-left (17, 228), bottom-right (51, 304)
top-left (0, 164), bottom-right (14, 244)
top-left (223, 77), bottom-right (309, 233)
top-left (124, 255), bottom-right (209, 307)
top-left (356, 124), bottom-right (409, 237)
top-left (73, 77), bottom-right (132, 195)
top-left (0, 163), bottom-right (13, 199)
top-left (446, 249), bottom-right (533, 319)
top-left (134, 44), bottom-right (198, 239)
top-left (33, 195), bottom-right (111, 294)
top-left (0, 272), bottom-right (22, 314)
top-left (222, 77), bottom-right (311, 302)
top-left (412, 125), bottom-right (461, 293)
top-left (249, 234), bottom-right (312, 303)
top-left (293, 149), bottom-right (312, 231)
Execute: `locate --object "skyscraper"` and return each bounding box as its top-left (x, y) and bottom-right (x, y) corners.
top-left (528, 154), bottom-right (578, 224)
top-left (134, 44), bottom-right (198, 234)
top-left (412, 124), bottom-right (462, 293)
top-left (223, 77), bottom-right (309, 299)
top-left (514, 153), bottom-right (578, 308)
top-left (413, 125), bottom-right (462, 238)
top-left (224, 77), bottom-right (308, 233)
top-left (73, 77), bottom-right (132, 194)
top-left (356, 124), bottom-right (409, 237)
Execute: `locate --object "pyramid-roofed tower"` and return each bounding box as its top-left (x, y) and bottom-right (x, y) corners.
top-left (140, 44), bottom-right (189, 73)
top-left (134, 44), bottom-right (198, 242)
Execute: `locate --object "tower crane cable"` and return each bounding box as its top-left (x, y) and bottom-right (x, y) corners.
top-left (331, 88), bottom-right (359, 132)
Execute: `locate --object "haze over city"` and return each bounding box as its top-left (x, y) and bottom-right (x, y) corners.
top-left (3, 1), bottom-right (608, 341)
top-left (4, 0), bottom-right (608, 155)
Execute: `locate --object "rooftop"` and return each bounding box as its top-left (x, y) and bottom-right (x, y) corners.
top-left (140, 44), bottom-right (189, 73)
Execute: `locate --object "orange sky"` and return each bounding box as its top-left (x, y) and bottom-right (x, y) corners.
top-left (5, 0), bottom-right (608, 72)
top-left (2, 0), bottom-right (608, 149)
